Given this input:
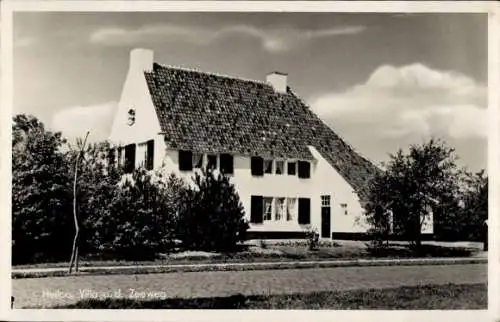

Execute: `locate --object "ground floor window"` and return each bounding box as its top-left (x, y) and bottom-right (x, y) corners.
top-left (251, 195), bottom-right (306, 224)
top-left (286, 198), bottom-right (297, 221)
top-left (263, 197), bottom-right (273, 221)
top-left (275, 197), bottom-right (286, 220)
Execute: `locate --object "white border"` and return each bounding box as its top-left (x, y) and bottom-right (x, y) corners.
top-left (1, 1), bottom-right (498, 322)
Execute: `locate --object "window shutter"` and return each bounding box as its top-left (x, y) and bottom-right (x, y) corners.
top-left (298, 161), bottom-right (310, 178)
top-left (179, 150), bottom-right (193, 171)
top-left (146, 140), bottom-right (154, 170)
top-left (251, 156), bottom-right (264, 176)
top-left (298, 198), bottom-right (311, 224)
top-left (220, 153), bottom-right (234, 174)
top-left (251, 195), bottom-right (263, 223)
top-left (124, 144), bottom-right (136, 173)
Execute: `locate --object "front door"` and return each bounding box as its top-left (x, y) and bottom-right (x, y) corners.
top-left (321, 195), bottom-right (331, 238)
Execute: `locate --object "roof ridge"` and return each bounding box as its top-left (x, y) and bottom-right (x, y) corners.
top-left (152, 62), bottom-right (269, 86)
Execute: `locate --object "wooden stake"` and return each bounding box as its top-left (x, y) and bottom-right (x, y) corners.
top-left (69, 131), bottom-right (89, 274)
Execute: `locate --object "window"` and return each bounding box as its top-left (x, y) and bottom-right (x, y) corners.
top-left (146, 140), bottom-right (154, 170)
top-left (286, 198), bottom-right (297, 221)
top-left (263, 197), bottom-right (273, 221)
top-left (192, 153), bottom-right (203, 169)
top-left (117, 147), bottom-right (124, 167)
top-left (298, 161), bottom-right (310, 178)
top-left (275, 160), bottom-right (284, 175)
top-left (251, 156), bottom-right (264, 176)
top-left (127, 109), bottom-right (136, 126)
top-left (321, 195), bottom-right (331, 207)
top-left (264, 160), bottom-right (273, 174)
top-left (179, 150), bottom-right (193, 171)
top-left (124, 144), bottom-right (136, 173)
top-left (287, 161), bottom-right (296, 175)
top-left (207, 154), bottom-right (217, 170)
top-left (340, 203), bottom-right (348, 215)
top-left (275, 198), bottom-right (286, 221)
top-left (137, 142), bottom-right (147, 168)
top-left (220, 153), bottom-right (234, 174)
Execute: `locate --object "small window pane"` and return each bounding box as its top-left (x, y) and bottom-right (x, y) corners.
top-left (264, 160), bottom-right (273, 174)
top-left (286, 198), bottom-right (297, 221)
top-left (321, 195), bottom-right (331, 207)
top-left (287, 162), bottom-right (296, 175)
top-left (275, 198), bottom-right (285, 221)
top-left (263, 197), bottom-right (273, 221)
top-left (275, 161), bottom-right (284, 175)
top-left (192, 153), bottom-right (203, 168)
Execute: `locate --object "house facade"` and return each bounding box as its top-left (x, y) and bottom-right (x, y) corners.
top-left (108, 48), bottom-right (433, 239)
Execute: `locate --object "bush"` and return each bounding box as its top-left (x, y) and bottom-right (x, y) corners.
top-left (176, 168), bottom-right (249, 252)
top-left (91, 169), bottom-right (182, 260)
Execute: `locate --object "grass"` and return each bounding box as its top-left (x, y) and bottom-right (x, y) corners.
top-left (50, 283), bottom-right (486, 309)
top-left (14, 244), bottom-right (479, 269)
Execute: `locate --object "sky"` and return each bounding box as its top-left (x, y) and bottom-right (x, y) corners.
top-left (12, 12), bottom-right (488, 172)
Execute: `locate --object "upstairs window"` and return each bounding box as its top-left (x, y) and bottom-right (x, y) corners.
top-left (275, 160), bottom-right (284, 175)
top-left (220, 153), bottom-right (234, 174)
top-left (124, 144), bottom-right (136, 173)
top-left (192, 153), bottom-right (203, 169)
top-left (264, 160), bottom-right (273, 174)
top-left (298, 161), bottom-right (311, 179)
top-left (179, 150), bottom-right (193, 171)
top-left (251, 156), bottom-right (264, 176)
top-left (207, 154), bottom-right (217, 170)
top-left (287, 161), bottom-right (296, 175)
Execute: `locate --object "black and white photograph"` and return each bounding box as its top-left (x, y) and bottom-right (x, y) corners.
top-left (1, 0), bottom-right (498, 319)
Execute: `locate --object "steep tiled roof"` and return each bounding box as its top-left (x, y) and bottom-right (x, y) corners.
top-left (144, 63), bottom-right (380, 200)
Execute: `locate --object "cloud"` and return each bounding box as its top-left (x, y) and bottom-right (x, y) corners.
top-left (311, 63), bottom-right (487, 141)
top-left (51, 101), bottom-right (117, 143)
top-left (89, 24), bottom-right (366, 53)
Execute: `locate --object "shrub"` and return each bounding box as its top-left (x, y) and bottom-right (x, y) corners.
top-left (92, 169), bottom-right (181, 260)
top-left (176, 168), bottom-right (249, 252)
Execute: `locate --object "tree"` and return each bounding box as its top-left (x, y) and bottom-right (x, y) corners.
top-left (176, 168), bottom-right (249, 252)
top-left (12, 114), bottom-right (72, 264)
top-left (434, 170), bottom-right (488, 241)
top-left (365, 139), bottom-right (461, 250)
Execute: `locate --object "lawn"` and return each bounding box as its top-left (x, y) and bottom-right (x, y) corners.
top-left (14, 241), bottom-right (482, 270)
top-left (50, 283), bottom-right (487, 309)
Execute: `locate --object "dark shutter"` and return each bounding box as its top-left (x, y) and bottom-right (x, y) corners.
top-left (251, 195), bottom-right (263, 223)
top-left (298, 161), bottom-right (310, 178)
top-left (179, 150), bottom-right (193, 171)
top-left (251, 156), bottom-right (264, 176)
top-left (287, 162), bottom-right (296, 175)
top-left (220, 153), bottom-right (234, 174)
top-left (298, 198), bottom-right (311, 224)
top-left (146, 140), bottom-right (154, 170)
top-left (207, 154), bottom-right (217, 170)
top-left (124, 144), bottom-right (136, 173)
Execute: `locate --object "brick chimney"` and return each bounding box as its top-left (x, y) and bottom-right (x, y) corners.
top-left (129, 48), bottom-right (154, 73)
top-left (266, 71), bottom-right (288, 93)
